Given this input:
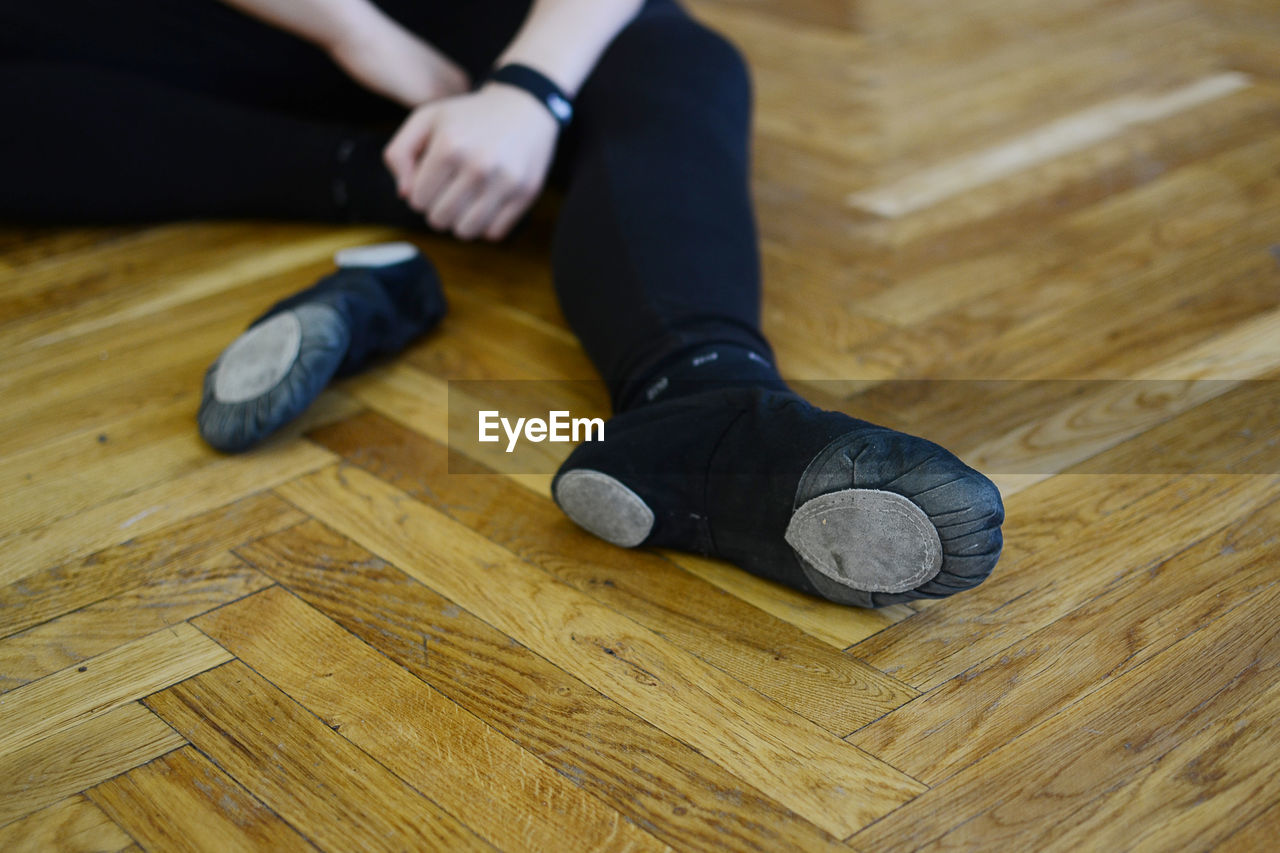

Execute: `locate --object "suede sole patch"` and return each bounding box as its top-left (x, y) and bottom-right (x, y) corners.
top-left (554, 469), bottom-right (655, 548)
top-left (784, 489), bottom-right (942, 594)
top-left (213, 310), bottom-right (303, 404)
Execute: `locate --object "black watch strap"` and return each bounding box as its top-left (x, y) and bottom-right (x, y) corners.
top-left (487, 63), bottom-right (574, 127)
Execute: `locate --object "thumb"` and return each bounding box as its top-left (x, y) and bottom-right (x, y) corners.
top-left (384, 106), bottom-right (438, 196)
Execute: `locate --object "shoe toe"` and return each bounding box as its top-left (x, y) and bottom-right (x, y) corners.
top-left (197, 304), bottom-right (348, 453)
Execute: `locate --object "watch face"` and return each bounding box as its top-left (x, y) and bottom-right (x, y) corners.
top-left (548, 93), bottom-right (572, 121)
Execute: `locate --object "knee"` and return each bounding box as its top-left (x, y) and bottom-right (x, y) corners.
top-left (592, 4), bottom-right (752, 111)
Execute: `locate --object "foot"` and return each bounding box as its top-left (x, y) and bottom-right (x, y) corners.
top-left (552, 386), bottom-right (1004, 607)
top-left (198, 242), bottom-right (445, 452)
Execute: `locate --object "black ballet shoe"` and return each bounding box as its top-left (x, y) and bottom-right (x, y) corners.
top-left (551, 386), bottom-right (1004, 607)
top-left (198, 242), bottom-right (445, 452)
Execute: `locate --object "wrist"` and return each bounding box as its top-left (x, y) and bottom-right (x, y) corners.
top-left (485, 63), bottom-right (574, 128)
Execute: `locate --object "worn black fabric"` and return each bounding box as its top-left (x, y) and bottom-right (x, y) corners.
top-left (0, 0), bottom-right (768, 410)
top-left (197, 250), bottom-right (445, 452)
top-left (553, 386), bottom-right (1006, 606)
top-left (616, 343), bottom-right (789, 411)
top-left (254, 250), bottom-right (446, 377)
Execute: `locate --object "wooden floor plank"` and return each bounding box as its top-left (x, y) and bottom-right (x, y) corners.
top-left (855, 130), bottom-right (1280, 329)
top-left (1212, 797), bottom-right (1280, 852)
top-left (0, 383), bottom-right (352, 546)
top-left (851, 471), bottom-right (1279, 690)
top-left (237, 520), bottom-right (847, 852)
top-left (849, 579), bottom-right (1280, 850)
top-left (0, 624), bottom-right (230, 757)
top-left (0, 702), bottom-right (184, 827)
top-left (848, 488), bottom-right (1280, 783)
top-left (0, 552), bottom-right (268, 693)
top-left (0, 795), bottom-right (134, 853)
top-left (342, 364), bottom-right (918, 648)
top-left (0, 492), bottom-right (302, 640)
top-left (309, 412), bottom-right (917, 736)
top-left (277, 464), bottom-right (924, 838)
top-left (146, 662), bottom-right (497, 852)
top-left (3, 0), bottom-right (1278, 846)
top-left (0, 225), bottom-right (135, 280)
top-left (1041, 672), bottom-right (1280, 851)
top-left (1, 224), bottom-right (267, 327)
top-left (849, 72), bottom-right (1251, 217)
top-left (1, 224), bottom-right (395, 356)
top-left (0, 435), bottom-right (336, 586)
top-left (972, 305), bottom-right (1280, 497)
top-left (669, 552), bottom-right (917, 650)
top-left (195, 585), bottom-right (669, 853)
top-left (832, 132), bottom-right (1280, 389)
top-left (89, 747), bottom-right (314, 853)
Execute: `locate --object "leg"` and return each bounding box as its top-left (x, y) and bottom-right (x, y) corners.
top-left (0, 0), bottom-right (534, 226)
top-left (551, 0), bottom-right (775, 409)
top-left (549, 2), bottom-right (1004, 606)
top-left (0, 62), bottom-right (411, 226)
top-left (0, 0), bottom-right (401, 124)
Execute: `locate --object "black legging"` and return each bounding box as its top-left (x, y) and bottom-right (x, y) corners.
top-left (0, 0), bottom-right (773, 408)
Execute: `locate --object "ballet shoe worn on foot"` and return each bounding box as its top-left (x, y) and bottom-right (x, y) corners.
top-left (552, 386), bottom-right (1004, 607)
top-left (198, 242), bottom-right (445, 453)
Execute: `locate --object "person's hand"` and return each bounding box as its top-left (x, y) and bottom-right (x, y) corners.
top-left (327, 11), bottom-right (470, 107)
top-left (384, 84), bottom-right (559, 241)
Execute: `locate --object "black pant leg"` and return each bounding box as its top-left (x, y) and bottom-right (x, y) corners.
top-left (0, 0), bottom-right (402, 124)
top-left (549, 0), bottom-right (773, 409)
top-left (0, 62), bottom-right (409, 226)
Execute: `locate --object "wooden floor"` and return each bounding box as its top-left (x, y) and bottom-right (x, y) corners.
top-left (3, 0), bottom-right (1280, 849)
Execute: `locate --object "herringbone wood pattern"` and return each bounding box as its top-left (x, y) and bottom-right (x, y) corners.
top-left (3, 1), bottom-right (1279, 849)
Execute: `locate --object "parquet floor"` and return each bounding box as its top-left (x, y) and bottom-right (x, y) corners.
top-left (3, 0), bottom-right (1279, 850)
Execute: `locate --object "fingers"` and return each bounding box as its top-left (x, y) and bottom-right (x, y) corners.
top-left (484, 193), bottom-right (536, 241)
top-left (454, 183), bottom-right (512, 241)
top-left (387, 90), bottom-right (552, 240)
top-left (383, 107), bottom-right (437, 195)
top-left (411, 152), bottom-right (539, 240)
top-left (408, 139), bottom-right (461, 214)
top-left (426, 167), bottom-right (483, 232)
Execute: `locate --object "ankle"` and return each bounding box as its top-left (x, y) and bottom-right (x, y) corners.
top-left (618, 344), bottom-right (789, 411)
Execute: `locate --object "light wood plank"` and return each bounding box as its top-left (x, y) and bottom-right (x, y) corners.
top-left (0, 702), bottom-right (184, 826)
top-left (346, 367), bottom-right (916, 649)
top-left (1041, 675), bottom-right (1280, 851)
top-left (146, 661), bottom-right (495, 852)
top-left (852, 471), bottom-right (1279, 690)
top-left (276, 464), bottom-right (924, 838)
top-left (0, 795), bottom-right (133, 852)
top-left (0, 225), bottom-right (134, 280)
top-left (0, 624), bottom-right (230, 757)
top-left (0, 492), bottom-right (301, 640)
top-left (197, 586), bottom-right (668, 852)
top-left (89, 747), bottom-right (313, 853)
top-left (2, 224), bottom-right (266, 326)
top-left (1212, 798), bottom-right (1280, 852)
top-left (237, 519), bottom-right (847, 852)
top-left (0, 434), bottom-right (336, 586)
top-left (974, 305), bottom-right (1280, 497)
top-left (848, 73), bottom-right (1251, 216)
top-left (0, 392), bottom-right (354, 541)
top-left (850, 580), bottom-right (1280, 850)
top-left (670, 552), bottom-right (915, 650)
top-left (3, 224), bottom-right (395, 356)
top-left (849, 488), bottom-right (1280, 782)
top-left (0, 552), bottom-right (269, 693)
top-left (310, 411), bottom-right (917, 735)
top-left (854, 128), bottom-right (1280, 332)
